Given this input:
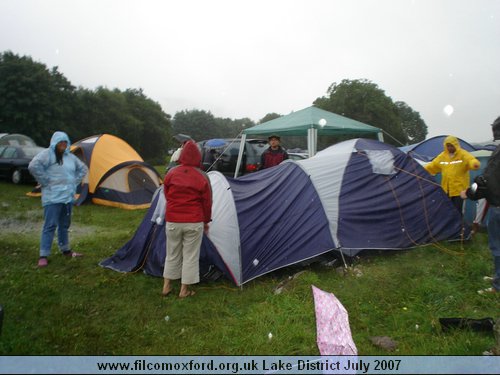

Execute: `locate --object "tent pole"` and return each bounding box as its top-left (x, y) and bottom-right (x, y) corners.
top-left (339, 249), bottom-right (349, 269)
top-left (307, 128), bottom-right (317, 157)
top-left (307, 128), bottom-right (311, 157)
top-left (234, 134), bottom-right (247, 178)
top-left (313, 128), bottom-right (317, 155)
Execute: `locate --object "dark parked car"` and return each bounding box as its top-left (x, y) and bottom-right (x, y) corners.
top-left (197, 138), bottom-right (268, 176)
top-left (0, 145), bottom-right (44, 184)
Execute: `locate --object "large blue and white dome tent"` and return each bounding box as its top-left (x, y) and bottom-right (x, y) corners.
top-left (101, 138), bottom-right (463, 286)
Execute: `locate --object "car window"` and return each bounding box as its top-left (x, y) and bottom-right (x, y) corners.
top-left (220, 142), bottom-right (242, 172)
top-left (2, 147), bottom-right (17, 158)
top-left (22, 147), bottom-right (44, 158)
top-left (249, 141), bottom-right (268, 156)
top-left (226, 142), bottom-right (240, 157)
top-left (246, 141), bottom-right (267, 162)
top-left (198, 138), bottom-right (267, 175)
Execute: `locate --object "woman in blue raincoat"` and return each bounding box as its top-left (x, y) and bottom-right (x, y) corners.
top-left (28, 131), bottom-right (88, 268)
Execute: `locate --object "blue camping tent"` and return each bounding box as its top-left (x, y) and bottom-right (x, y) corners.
top-left (399, 136), bottom-right (492, 226)
top-left (101, 138), bottom-right (463, 286)
top-left (399, 135), bottom-right (478, 162)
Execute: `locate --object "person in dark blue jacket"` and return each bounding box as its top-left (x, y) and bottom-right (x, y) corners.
top-left (29, 131), bottom-right (88, 268)
top-left (461, 116), bottom-right (500, 294)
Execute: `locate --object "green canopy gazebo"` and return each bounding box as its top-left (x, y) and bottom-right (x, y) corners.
top-left (234, 106), bottom-right (383, 177)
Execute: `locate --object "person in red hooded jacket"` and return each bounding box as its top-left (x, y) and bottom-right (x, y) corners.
top-left (161, 140), bottom-right (212, 298)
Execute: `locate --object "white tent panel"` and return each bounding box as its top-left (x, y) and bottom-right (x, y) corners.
top-left (296, 139), bottom-right (357, 248)
top-left (207, 171), bottom-right (242, 285)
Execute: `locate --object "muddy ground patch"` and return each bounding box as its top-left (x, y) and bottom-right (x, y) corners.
top-left (0, 216), bottom-right (98, 238)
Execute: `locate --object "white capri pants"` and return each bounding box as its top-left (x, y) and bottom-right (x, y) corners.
top-left (163, 222), bottom-right (203, 284)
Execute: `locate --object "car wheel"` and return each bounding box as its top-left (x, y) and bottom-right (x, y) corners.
top-left (11, 169), bottom-right (22, 184)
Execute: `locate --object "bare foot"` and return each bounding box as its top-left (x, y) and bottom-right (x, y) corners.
top-left (162, 281), bottom-right (172, 297)
top-left (179, 290), bottom-right (195, 298)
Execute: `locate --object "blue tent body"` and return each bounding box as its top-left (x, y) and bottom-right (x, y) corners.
top-left (399, 135), bottom-right (478, 162)
top-left (99, 189), bottom-right (230, 278)
top-left (101, 139), bottom-right (464, 286)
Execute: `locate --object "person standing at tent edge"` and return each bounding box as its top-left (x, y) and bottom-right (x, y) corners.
top-left (424, 135), bottom-right (480, 213)
top-left (28, 131), bottom-right (88, 268)
top-left (460, 116), bottom-right (500, 294)
top-left (166, 133), bottom-right (193, 173)
top-left (162, 140), bottom-right (212, 298)
top-left (260, 135), bottom-right (289, 169)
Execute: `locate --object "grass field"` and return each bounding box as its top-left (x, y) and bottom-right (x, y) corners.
top-left (0, 181), bottom-right (498, 355)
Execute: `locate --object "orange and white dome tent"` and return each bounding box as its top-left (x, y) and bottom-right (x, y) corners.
top-left (70, 134), bottom-right (162, 210)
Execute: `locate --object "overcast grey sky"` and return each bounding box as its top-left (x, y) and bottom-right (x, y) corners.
top-left (1, 0), bottom-right (499, 143)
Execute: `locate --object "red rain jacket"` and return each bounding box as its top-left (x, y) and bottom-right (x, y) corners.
top-left (164, 141), bottom-right (212, 223)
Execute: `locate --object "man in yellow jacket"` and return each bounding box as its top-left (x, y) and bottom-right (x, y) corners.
top-left (424, 135), bottom-right (480, 214)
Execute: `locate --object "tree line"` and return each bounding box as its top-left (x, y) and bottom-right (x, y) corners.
top-left (0, 51), bottom-right (427, 163)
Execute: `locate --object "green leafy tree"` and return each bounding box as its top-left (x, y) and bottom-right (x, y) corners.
top-left (0, 51), bottom-right (172, 163)
top-left (76, 87), bottom-right (135, 142)
top-left (71, 87), bottom-right (171, 163)
top-left (259, 113), bottom-right (281, 124)
top-left (0, 51), bottom-right (76, 146)
top-left (215, 117), bottom-right (255, 139)
top-left (234, 117), bottom-right (256, 136)
top-left (314, 79), bottom-right (408, 146)
top-left (71, 87), bottom-right (108, 140)
top-left (172, 109), bottom-right (218, 142)
top-left (395, 101), bottom-right (427, 143)
top-left (123, 89), bottom-right (171, 162)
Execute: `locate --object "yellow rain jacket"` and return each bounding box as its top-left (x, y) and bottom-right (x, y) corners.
top-left (424, 136), bottom-right (480, 197)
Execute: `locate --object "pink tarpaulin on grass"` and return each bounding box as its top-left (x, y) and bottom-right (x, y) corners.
top-left (312, 285), bottom-right (357, 355)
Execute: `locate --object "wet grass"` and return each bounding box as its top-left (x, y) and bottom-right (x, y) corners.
top-left (0, 181), bottom-right (498, 355)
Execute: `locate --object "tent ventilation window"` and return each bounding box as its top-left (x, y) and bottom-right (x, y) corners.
top-left (128, 168), bottom-right (156, 191)
top-left (365, 150), bottom-right (395, 175)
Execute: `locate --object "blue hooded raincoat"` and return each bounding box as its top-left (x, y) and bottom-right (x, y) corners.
top-left (28, 131), bottom-right (88, 207)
